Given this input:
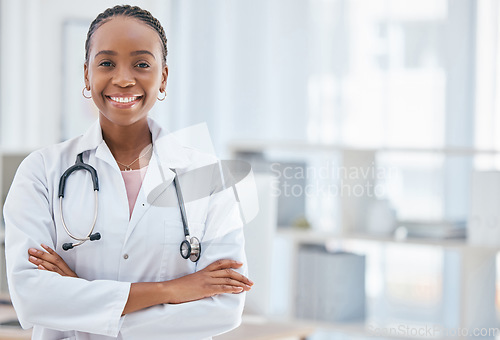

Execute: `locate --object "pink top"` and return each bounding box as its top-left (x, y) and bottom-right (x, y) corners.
top-left (121, 166), bottom-right (148, 219)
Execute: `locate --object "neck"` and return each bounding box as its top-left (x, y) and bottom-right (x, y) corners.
top-left (100, 117), bottom-right (153, 169)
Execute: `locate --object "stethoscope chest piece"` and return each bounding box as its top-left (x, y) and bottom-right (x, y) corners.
top-left (180, 236), bottom-right (201, 262)
top-left (171, 168), bottom-right (202, 263)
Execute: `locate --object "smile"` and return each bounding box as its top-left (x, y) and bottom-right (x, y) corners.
top-left (107, 96), bottom-right (141, 103)
top-left (105, 95), bottom-right (143, 108)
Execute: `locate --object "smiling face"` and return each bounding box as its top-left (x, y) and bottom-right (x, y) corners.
top-left (84, 16), bottom-right (168, 127)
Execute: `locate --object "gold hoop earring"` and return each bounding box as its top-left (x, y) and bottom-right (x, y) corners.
top-left (157, 91), bottom-right (166, 101)
top-left (82, 87), bottom-right (91, 99)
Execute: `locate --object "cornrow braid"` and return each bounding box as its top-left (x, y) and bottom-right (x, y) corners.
top-left (85, 5), bottom-right (167, 65)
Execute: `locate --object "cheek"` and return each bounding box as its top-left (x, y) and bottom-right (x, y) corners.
top-left (139, 76), bottom-right (162, 98)
top-left (141, 69), bottom-right (162, 86)
top-left (88, 73), bottom-right (107, 93)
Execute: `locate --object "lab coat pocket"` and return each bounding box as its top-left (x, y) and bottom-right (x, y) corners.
top-left (157, 220), bottom-right (204, 282)
top-left (163, 219), bottom-right (185, 245)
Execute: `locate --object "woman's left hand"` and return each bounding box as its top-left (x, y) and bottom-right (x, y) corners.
top-left (28, 244), bottom-right (78, 278)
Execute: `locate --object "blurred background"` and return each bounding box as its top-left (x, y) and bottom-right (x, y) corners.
top-left (1, 0), bottom-right (500, 339)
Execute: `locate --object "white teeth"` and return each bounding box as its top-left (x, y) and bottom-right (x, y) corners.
top-left (109, 96), bottom-right (139, 103)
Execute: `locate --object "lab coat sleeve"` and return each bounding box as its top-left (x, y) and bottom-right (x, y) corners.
top-left (119, 186), bottom-right (247, 340)
top-left (3, 152), bottom-right (131, 337)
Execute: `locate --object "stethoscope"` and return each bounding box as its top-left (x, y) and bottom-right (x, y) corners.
top-left (58, 152), bottom-right (201, 262)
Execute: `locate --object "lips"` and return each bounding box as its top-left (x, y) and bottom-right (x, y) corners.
top-left (109, 96), bottom-right (139, 103)
top-left (105, 94), bottom-right (143, 108)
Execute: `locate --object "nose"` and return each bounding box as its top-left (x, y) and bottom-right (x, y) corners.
top-left (112, 66), bottom-right (135, 87)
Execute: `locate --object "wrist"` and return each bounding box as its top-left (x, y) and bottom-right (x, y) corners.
top-left (160, 280), bottom-right (174, 304)
top-left (122, 281), bottom-right (173, 315)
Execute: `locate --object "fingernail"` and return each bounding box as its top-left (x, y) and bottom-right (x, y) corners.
top-left (29, 256), bottom-right (38, 262)
top-left (38, 265), bottom-right (45, 270)
top-left (249, 279), bottom-right (254, 285)
top-left (28, 248), bottom-right (36, 254)
top-left (236, 287), bottom-right (244, 292)
top-left (235, 261), bottom-right (243, 265)
top-left (41, 244), bottom-right (47, 248)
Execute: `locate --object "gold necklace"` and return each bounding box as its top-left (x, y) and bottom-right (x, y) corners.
top-left (116, 144), bottom-right (153, 171)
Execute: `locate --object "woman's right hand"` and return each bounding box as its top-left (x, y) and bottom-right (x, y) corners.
top-left (164, 259), bottom-right (253, 304)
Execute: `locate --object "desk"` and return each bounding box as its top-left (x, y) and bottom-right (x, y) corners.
top-left (214, 315), bottom-right (316, 340)
top-left (0, 328), bottom-right (31, 340)
top-left (0, 308), bottom-right (316, 340)
top-left (0, 304), bottom-right (31, 340)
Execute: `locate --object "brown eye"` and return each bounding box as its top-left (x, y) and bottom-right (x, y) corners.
top-left (136, 62), bottom-right (150, 68)
top-left (99, 61), bottom-right (113, 67)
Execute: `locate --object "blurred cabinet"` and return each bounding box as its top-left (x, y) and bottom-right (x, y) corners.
top-left (0, 150), bottom-right (31, 293)
top-left (230, 140), bottom-right (500, 339)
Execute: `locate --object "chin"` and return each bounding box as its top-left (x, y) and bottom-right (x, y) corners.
top-left (99, 112), bottom-right (149, 127)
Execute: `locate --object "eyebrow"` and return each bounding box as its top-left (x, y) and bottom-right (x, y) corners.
top-left (94, 50), bottom-right (156, 59)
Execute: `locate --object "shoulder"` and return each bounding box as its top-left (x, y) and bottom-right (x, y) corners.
top-left (17, 135), bottom-right (85, 177)
top-left (149, 117), bottom-right (220, 171)
top-left (183, 145), bottom-right (219, 170)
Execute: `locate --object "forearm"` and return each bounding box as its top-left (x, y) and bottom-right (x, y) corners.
top-left (122, 282), bottom-right (169, 315)
top-left (120, 291), bottom-right (246, 339)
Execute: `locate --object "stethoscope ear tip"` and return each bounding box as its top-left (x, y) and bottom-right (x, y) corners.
top-left (90, 233), bottom-right (101, 241)
top-left (62, 243), bottom-right (74, 251)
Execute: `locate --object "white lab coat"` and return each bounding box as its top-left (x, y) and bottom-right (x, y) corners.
top-left (3, 117), bottom-right (247, 340)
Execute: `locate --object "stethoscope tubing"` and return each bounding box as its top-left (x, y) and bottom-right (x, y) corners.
top-left (58, 152), bottom-right (201, 261)
top-left (59, 190), bottom-right (99, 242)
top-left (170, 169), bottom-right (190, 238)
top-left (171, 168), bottom-right (201, 262)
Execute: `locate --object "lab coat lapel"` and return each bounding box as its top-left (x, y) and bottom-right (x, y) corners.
top-left (76, 120), bottom-right (102, 154)
top-left (124, 118), bottom-right (192, 243)
top-left (95, 142), bottom-right (121, 171)
top-left (142, 117), bottom-right (192, 201)
top-left (75, 119), bottom-right (121, 172)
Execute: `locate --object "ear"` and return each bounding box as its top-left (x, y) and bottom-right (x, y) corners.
top-left (83, 63), bottom-right (90, 89)
top-left (160, 65), bottom-right (168, 92)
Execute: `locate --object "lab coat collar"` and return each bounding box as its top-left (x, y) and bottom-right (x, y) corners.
top-left (147, 117), bottom-right (192, 170)
top-left (75, 116), bottom-right (192, 171)
top-left (76, 119), bottom-right (104, 155)
top-left (141, 118), bottom-right (193, 207)
top-left (75, 116), bottom-right (192, 213)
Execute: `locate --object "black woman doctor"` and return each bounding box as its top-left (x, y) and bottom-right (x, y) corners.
top-left (4, 5), bottom-right (252, 340)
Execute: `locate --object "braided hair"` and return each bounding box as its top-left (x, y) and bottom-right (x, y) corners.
top-left (85, 5), bottom-right (167, 66)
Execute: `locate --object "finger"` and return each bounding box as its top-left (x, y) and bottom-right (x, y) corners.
top-left (210, 277), bottom-right (252, 291)
top-left (28, 249), bottom-right (63, 273)
top-left (40, 244), bottom-right (56, 255)
top-left (212, 268), bottom-right (254, 286)
top-left (30, 245), bottom-right (75, 277)
top-left (31, 255), bottom-right (76, 278)
top-left (204, 259), bottom-right (243, 272)
top-left (40, 244), bottom-right (75, 275)
top-left (29, 256), bottom-right (65, 276)
top-left (28, 247), bottom-right (56, 264)
top-left (215, 285), bottom-right (244, 295)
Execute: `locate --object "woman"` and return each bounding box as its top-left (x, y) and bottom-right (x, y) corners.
top-left (4, 5), bottom-right (252, 339)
